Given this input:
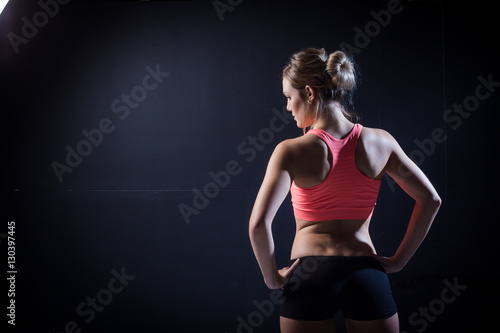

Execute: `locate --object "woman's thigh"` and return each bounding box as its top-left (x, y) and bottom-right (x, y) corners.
top-left (345, 313), bottom-right (399, 333)
top-left (280, 316), bottom-right (336, 333)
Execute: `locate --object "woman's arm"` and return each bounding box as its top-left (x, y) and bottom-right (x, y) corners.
top-left (373, 131), bottom-right (442, 273)
top-left (249, 141), bottom-right (300, 289)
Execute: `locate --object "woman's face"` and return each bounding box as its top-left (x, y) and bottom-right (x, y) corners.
top-left (282, 78), bottom-right (312, 129)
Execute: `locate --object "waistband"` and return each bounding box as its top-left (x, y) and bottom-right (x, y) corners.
top-left (289, 255), bottom-right (383, 268)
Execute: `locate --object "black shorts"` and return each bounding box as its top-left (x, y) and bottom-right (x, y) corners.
top-left (280, 256), bottom-right (397, 321)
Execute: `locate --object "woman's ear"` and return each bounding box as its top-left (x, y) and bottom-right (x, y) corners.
top-left (304, 85), bottom-right (315, 103)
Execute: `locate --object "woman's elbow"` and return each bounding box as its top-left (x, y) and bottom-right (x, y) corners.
top-left (434, 194), bottom-right (442, 207)
top-left (248, 217), bottom-right (268, 237)
top-left (415, 189), bottom-right (442, 210)
top-left (424, 192), bottom-right (442, 209)
top-left (249, 218), bottom-right (262, 233)
top-left (430, 189), bottom-right (442, 207)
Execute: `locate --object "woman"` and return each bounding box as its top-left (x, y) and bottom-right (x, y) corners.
top-left (249, 48), bottom-right (441, 333)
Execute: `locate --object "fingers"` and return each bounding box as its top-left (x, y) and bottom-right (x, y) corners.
top-left (371, 252), bottom-right (390, 264)
top-left (281, 258), bottom-right (301, 278)
top-left (289, 258), bottom-right (301, 271)
top-left (369, 254), bottom-right (402, 273)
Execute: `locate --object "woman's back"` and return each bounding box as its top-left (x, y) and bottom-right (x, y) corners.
top-left (288, 122), bottom-right (393, 188)
top-left (283, 119), bottom-right (394, 259)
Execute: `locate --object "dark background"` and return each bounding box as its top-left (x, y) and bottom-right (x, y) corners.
top-left (2, 0), bottom-right (498, 332)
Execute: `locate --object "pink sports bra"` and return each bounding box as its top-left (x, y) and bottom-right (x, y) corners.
top-left (290, 124), bottom-right (381, 221)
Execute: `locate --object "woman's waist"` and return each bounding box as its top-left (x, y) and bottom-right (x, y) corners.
top-left (290, 229), bottom-right (375, 259)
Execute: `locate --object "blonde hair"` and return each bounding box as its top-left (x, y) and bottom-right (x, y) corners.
top-left (282, 48), bottom-right (358, 126)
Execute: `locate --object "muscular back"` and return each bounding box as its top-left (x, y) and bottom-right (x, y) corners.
top-left (286, 125), bottom-right (393, 188)
top-left (281, 125), bottom-right (397, 258)
top-left (250, 120), bottom-right (440, 262)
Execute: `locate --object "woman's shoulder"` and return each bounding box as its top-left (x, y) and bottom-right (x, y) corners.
top-left (276, 133), bottom-right (326, 155)
top-left (271, 134), bottom-right (327, 169)
top-left (360, 126), bottom-right (392, 138)
top-left (359, 126), bottom-right (399, 150)
top-left (356, 126), bottom-right (402, 179)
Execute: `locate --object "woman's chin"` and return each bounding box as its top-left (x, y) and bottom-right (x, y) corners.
top-left (295, 120), bottom-right (310, 129)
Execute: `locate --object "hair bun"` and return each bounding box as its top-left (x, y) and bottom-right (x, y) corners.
top-left (326, 51), bottom-right (356, 91)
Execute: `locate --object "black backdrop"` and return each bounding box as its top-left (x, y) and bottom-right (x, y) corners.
top-left (2, 0), bottom-right (499, 332)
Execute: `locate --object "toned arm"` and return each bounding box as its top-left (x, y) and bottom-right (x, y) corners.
top-left (374, 130), bottom-right (442, 272)
top-left (249, 140), bottom-right (300, 289)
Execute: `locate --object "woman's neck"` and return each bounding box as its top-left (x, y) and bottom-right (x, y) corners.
top-left (311, 102), bottom-right (354, 139)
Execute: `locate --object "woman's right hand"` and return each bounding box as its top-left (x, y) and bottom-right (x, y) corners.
top-left (265, 259), bottom-right (301, 289)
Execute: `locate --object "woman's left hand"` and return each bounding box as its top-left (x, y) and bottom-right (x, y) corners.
top-left (370, 253), bottom-right (404, 273)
